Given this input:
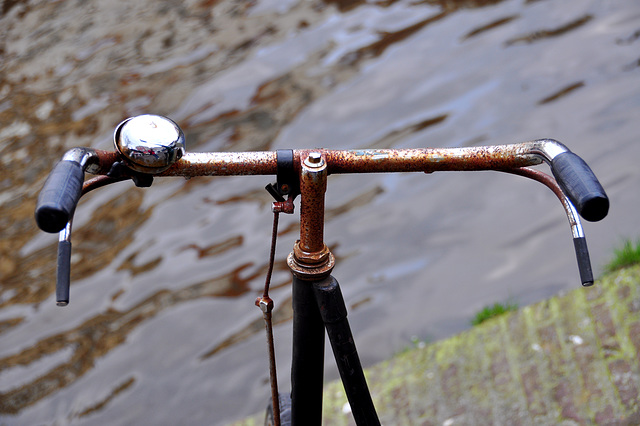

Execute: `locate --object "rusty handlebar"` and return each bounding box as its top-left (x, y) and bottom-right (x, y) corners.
top-left (34, 115), bottom-right (609, 305)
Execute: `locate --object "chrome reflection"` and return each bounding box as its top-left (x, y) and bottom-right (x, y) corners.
top-left (114, 115), bottom-right (186, 174)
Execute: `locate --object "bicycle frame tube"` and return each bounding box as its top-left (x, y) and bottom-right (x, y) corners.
top-left (290, 274), bottom-right (325, 425)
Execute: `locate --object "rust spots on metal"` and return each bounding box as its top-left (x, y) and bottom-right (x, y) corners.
top-left (286, 151), bottom-right (337, 279)
top-left (287, 248), bottom-right (336, 281)
top-left (87, 149), bottom-right (120, 174)
top-left (82, 175), bottom-right (126, 195)
top-left (87, 145), bottom-right (540, 180)
top-left (293, 241), bottom-right (332, 266)
top-left (324, 145), bottom-right (539, 175)
top-left (272, 199), bottom-right (295, 214)
top-left (85, 150), bottom-right (279, 178)
top-left (160, 151), bottom-right (278, 177)
top-left (298, 152), bottom-right (328, 254)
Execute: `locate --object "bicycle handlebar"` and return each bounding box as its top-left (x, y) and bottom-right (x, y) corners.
top-left (34, 142), bottom-right (608, 233)
top-left (33, 115), bottom-right (609, 304)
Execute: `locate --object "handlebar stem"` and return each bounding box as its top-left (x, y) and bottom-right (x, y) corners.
top-left (299, 152), bottom-right (328, 254)
top-left (287, 152), bottom-right (336, 280)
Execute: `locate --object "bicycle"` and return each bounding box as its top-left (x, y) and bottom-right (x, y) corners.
top-left (34, 114), bottom-right (609, 425)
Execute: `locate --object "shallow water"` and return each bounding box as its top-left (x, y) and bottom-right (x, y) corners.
top-left (1, 0), bottom-right (639, 424)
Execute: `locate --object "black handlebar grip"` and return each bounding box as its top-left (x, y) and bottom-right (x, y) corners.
top-left (35, 160), bottom-right (84, 233)
top-left (57, 240), bottom-right (72, 306)
top-left (550, 152), bottom-right (609, 222)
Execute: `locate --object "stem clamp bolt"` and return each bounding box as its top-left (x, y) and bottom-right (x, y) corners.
top-left (304, 152), bottom-right (325, 168)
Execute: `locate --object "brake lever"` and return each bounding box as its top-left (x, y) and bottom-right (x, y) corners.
top-left (505, 167), bottom-right (593, 286)
top-left (54, 175), bottom-right (131, 306)
top-left (56, 221), bottom-right (72, 306)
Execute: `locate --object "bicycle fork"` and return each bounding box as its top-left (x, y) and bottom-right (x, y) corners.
top-left (291, 275), bottom-right (380, 425)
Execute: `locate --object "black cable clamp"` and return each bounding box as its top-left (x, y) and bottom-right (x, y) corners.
top-left (107, 161), bottom-right (154, 188)
top-left (266, 149), bottom-right (299, 203)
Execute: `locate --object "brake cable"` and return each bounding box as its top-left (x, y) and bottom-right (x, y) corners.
top-left (257, 150), bottom-right (299, 426)
top-left (256, 208), bottom-right (282, 426)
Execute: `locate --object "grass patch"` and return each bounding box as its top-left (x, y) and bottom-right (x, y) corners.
top-left (471, 301), bottom-right (518, 326)
top-left (605, 239), bottom-right (640, 273)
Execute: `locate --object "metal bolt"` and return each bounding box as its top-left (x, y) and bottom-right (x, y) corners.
top-left (308, 152), bottom-right (322, 164)
top-left (304, 152), bottom-right (325, 168)
top-left (255, 297), bottom-right (274, 313)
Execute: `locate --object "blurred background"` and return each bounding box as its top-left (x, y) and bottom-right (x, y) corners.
top-left (1, 0), bottom-right (639, 424)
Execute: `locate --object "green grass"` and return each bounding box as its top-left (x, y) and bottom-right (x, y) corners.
top-left (605, 239), bottom-right (640, 273)
top-left (471, 301), bottom-right (518, 326)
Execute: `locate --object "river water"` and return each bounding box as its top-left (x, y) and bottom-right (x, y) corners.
top-left (1, 0), bottom-right (639, 424)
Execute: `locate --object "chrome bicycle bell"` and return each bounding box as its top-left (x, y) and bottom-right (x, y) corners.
top-left (114, 114), bottom-right (186, 174)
